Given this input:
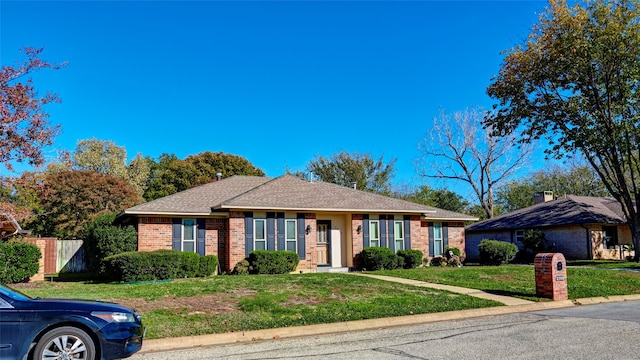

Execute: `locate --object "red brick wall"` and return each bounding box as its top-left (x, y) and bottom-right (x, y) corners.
top-left (351, 214), bottom-right (364, 268)
top-left (421, 221), bottom-right (466, 262)
top-left (295, 213), bottom-right (317, 273)
top-left (24, 238), bottom-right (47, 282)
top-left (137, 217), bottom-right (173, 252)
top-left (227, 211), bottom-right (246, 272)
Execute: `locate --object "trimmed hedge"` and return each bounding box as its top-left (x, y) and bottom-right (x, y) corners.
top-left (104, 250), bottom-right (218, 282)
top-left (397, 249), bottom-right (423, 269)
top-left (360, 247), bottom-right (402, 270)
top-left (248, 250), bottom-right (299, 274)
top-left (0, 242), bottom-right (41, 283)
top-left (478, 239), bottom-right (518, 265)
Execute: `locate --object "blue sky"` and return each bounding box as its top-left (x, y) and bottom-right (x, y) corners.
top-left (1, 0), bottom-right (549, 192)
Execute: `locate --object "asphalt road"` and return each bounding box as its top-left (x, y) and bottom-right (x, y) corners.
top-left (131, 301), bottom-right (640, 360)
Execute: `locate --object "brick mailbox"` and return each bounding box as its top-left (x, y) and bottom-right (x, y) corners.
top-left (534, 253), bottom-right (568, 300)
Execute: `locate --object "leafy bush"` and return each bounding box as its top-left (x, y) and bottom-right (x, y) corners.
top-left (232, 259), bottom-right (250, 275)
top-left (104, 250), bottom-right (218, 282)
top-left (445, 246), bottom-right (461, 257)
top-left (397, 249), bottom-right (423, 269)
top-left (429, 256), bottom-right (446, 267)
top-left (0, 242), bottom-right (41, 283)
top-left (84, 213), bottom-right (137, 273)
top-left (197, 255), bottom-right (218, 277)
top-left (248, 250), bottom-right (299, 274)
top-left (478, 239), bottom-right (518, 265)
top-left (360, 247), bottom-right (401, 270)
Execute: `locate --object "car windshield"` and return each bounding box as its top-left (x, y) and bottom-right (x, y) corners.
top-left (0, 283), bottom-right (33, 301)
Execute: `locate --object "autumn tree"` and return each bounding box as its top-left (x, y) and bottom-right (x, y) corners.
top-left (486, 0), bottom-right (640, 259)
top-left (307, 151), bottom-right (396, 194)
top-left (417, 108), bottom-right (531, 219)
top-left (1, 47), bottom-right (65, 172)
top-left (144, 151), bottom-right (265, 201)
top-left (496, 163), bottom-right (610, 212)
top-left (71, 138), bottom-right (150, 197)
top-left (26, 170), bottom-right (140, 238)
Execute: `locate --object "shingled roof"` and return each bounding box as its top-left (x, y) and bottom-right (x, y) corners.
top-left (466, 195), bottom-right (627, 231)
top-left (124, 175), bottom-right (476, 221)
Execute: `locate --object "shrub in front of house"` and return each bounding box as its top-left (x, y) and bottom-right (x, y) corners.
top-left (84, 212), bottom-right (137, 274)
top-left (232, 259), bottom-right (250, 275)
top-left (478, 239), bottom-right (518, 265)
top-left (104, 250), bottom-right (218, 282)
top-left (0, 242), bottom-right (41, 283)
top-left (360, 247), bottom-right (401, 270)
top-left (445, 246), bottom-right (461, 257)
top-left (396, 249), bottom-right (423, 269)
top-left (248, 250), bottom-right (299, 274)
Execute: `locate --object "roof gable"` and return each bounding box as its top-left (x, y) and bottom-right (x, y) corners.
top-left (466, 195), bottom-right (626, 231)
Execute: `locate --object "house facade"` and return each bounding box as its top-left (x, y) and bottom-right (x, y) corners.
top-left (465, 194), bottom-right (634, 261)
top-left (121, 175), bottom-right (476, 273)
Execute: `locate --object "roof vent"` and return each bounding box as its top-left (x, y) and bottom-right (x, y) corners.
top-left (352, 182), bottom-right (357, 190)
top-left (216, 173), bottom-right (222, 181)
top-left (534, 191), bottom-right (554, 204)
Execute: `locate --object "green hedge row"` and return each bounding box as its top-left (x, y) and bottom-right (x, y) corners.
top-left (360, 247), bottom-right (424, 270)
top-left (0, 242), bottom-right (41, 283)
top-left (248, 250), bottom-right (299, 274)
top-left (478, 239), bottom-right (518, 265)
top-left (104, 250), bottom-right (218, 282)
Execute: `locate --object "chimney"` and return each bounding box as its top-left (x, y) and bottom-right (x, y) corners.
top-left (216, 173), bottom-right (222, 181)
top-left (534, 191), bottom-right (554, 204)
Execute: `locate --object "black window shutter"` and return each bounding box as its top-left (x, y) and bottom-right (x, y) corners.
top-left (244, 212), bottom-right (253, 258)
top-left (363, 215), bottom-right (370, 248)
top-left (388, 216), bottom-right (395, 252)
top-left (267, 212), bottom-right (276, 251)
top-left (172, 218), bottom-right (182, 250)
top-left (276, 212), bottom-right (285, 251)
top-left (196, 219), bottom-right (206, 256)
top-left (443, 222), bottom-right (449, 250)
top-left (296, 213), bottom-right (306, 260)
top-left (428, 222), bottom-right (434, 257)
top-left (380, 215), bottom-right (387, 248)
top-left (404, 215), bottom-right (411, 250)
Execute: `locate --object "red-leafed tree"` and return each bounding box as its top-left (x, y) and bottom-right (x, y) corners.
top-left (25, 170), bottom-right (141, 239)
top-left (1, 47), bottom-right (65, 172)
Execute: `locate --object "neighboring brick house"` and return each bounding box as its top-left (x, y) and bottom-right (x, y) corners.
top-left (120, 175), bottom-right (476, 273)
top-left (465, 192), bottom-right (635, 261)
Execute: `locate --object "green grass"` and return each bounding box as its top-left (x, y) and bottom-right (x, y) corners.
top-left (14, 273), bottom-right (501, 339)
top-left (15, 264), bottom-right (640, 340)
top-left (375, 265), bottom-right (640, 301)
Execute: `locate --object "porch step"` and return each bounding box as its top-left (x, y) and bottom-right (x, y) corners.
top-left (316, 267), bottom-right (352, 273)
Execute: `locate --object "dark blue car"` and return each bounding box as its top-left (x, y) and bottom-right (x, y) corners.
top-left (0, 283), bottom-right (144, 360)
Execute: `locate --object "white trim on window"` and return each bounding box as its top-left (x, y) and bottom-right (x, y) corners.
top-left (370, 220), bottom-right (380, 247)
top-left (394, 220), bottom-right (404, 252)
top-left (433, 222), bottom-right (443, 256)
top-left (182, 219), bottom-right (196, 253)
top-left (285, 219), bottom-right (297, 252)
top-left (254, 219), bottom-right (266, 251)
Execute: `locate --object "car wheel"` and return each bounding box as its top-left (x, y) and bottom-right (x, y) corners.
top-left (33, 326), bottom-right (96, 360)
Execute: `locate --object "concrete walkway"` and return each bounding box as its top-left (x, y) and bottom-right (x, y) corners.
top-left (351, 273), bottom-right (535, 306)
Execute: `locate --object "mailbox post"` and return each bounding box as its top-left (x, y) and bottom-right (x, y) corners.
top-left (534, 253), bottom-right (568, 300)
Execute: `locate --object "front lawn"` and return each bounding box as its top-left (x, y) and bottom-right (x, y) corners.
top-left (13, 273), bottom-right (500, 339)
top-left (375, 264), bottom-right (640, 300)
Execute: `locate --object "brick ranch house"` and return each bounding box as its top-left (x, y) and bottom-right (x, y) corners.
top-left (120, 175), bottom-right (477, 273)
top-left (465, 192), bottom-right (636, 261)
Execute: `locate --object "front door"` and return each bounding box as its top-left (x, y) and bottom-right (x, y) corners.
top-left (317, 220), bottom-right (331, 266)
